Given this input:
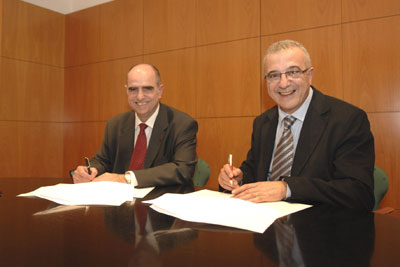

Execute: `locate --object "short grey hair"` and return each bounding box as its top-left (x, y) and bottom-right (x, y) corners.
top-left (263, 40), bottom-right (312, 73)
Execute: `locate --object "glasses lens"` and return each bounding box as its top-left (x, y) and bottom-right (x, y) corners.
top-left (286, 70), bottom-right (300, 79)
top-left (267, 72), bottom-right (280, 82)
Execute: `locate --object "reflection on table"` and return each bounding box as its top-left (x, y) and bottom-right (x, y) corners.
top-left (254, 205), bottom-right (374, 267)
top-left (103, 185), bottom-right (198, 266)
top-left (0, 177), bottom-right (399, 266)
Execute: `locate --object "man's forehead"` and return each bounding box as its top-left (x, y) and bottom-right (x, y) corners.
top-left (265, 48), bottom-right (306, 71)
top-left (127, 69), bottom-right (157, 84)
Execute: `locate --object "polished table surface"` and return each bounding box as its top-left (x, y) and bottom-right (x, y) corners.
top-left (1, 177), bottom-right (400, 267)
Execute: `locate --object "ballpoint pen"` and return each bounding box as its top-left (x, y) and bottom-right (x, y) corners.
top-left (85, 157), bottom-right (92, 175)
top-left (229, 154), bottom-right (233, 186)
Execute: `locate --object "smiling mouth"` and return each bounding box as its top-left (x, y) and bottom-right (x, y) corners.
top-left (135, 102), bottom-right (148, 106)
top-left (279, 90), bottom-right (296, 96)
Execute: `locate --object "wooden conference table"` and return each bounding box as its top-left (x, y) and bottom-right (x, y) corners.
top-left (1, 177), bottom-right (399, 267)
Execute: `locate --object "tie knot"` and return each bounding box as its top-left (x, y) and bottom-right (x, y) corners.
top-left (139, 123), bottom-right (147, 132)
top-left (283, 116), bottom-right (296, 130)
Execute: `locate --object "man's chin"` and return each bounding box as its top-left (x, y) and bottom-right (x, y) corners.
top-left (133, 105), bottom-right (148, 113)
top-left (277, 100), bottom-right (298, 113)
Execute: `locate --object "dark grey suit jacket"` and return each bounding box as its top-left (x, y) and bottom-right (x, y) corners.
top-left (91, 103), bottom-right (198, 187)
top-left (240, 88), bottom-right (375, 210)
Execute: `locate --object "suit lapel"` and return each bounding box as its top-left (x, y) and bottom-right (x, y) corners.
top-left (144, 104), bottom-right (168, 168)
top-left (260, 108), bottom-right (278, 180)
top-left (291, 89), bottom-right (329, 176)
top-left (120, 111), bottom-right (136, 171)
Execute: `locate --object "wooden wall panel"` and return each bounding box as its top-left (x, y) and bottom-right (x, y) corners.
top-left (144, 0), bottom-right (195, 54)
top-left (144, 48), bottom-right (196, 118)
top-left (369, 113), bottom-right (400, 209)
top-left (196, 0), bottom-right (260, 45)
top-left (65, 7), bottom-right (100, 67)
top-left (100, 0), bottom-right (143, 61)
top-left (343, 17), bottom-right (400, 112)
top-left (0, 58), bottom-right (64, 121)
top-left (0, 121), bottom-right (18, 177)
top-left (261, 0), bottom-right (341, 36)
top-left (0, 0), bottom-right (2, 56)
top-left (64, 64), bottom-right (101, 122)
top-left (63, 122), bottom-right (106, 178)
top-left (196, 38), bottom-right (260, 118)
top-left (65, 57), bottom-right (144, 122)
top-left (0, 121), bottom-right (63, 177)
top-left (197, 117), bottom-right (254, 190)
top-left (261, 26), bottom-right (343, 110)
top-left (342, 0), bottom-right (400, 22)
top-left (2, 0), bottom-right (64, 66)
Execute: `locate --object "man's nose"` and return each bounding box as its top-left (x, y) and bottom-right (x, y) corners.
top-left (137, 88), bottom-right (144, 99)
top-left (278, 73), bottom-right (291, 88)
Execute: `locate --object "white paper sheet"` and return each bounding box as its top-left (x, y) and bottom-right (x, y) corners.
top-left (145, 189), bottom-right (311, 233)
top-left (18, 182), bottom-right (154, 206)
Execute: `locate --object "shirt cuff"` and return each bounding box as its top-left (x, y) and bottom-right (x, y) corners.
top-left (126, 171), bottom-right (138, 187)
top-left (285, 183), bottom-right (291, 199)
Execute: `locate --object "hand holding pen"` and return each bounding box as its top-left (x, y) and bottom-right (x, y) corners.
top-left (217, 154), bottom-right (243, 191)
top-left (229, 154), bottom-right (233, 186)
top-left (71, 157), bottom-right (97, 183)
top-left (85, 157), bottom-right (92, 175)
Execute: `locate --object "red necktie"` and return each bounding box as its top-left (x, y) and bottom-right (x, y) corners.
top-left (134, 203), bottom-right (148, 235)
top-left (129, 123), bottom-right (148, 170)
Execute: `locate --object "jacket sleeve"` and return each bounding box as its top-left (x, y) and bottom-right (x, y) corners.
top-left (90, 120), bottom-right (116, 175)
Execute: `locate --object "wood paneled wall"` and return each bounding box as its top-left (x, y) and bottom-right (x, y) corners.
top-left (0, 0), bottom-right (64, 178)
top-left (2, 0), bottom-right (400, 209)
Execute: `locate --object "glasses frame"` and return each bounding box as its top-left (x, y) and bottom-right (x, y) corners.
top-left (264, 67), bottom-right (311, 83)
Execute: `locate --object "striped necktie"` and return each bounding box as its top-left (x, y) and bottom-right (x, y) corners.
top-left (269, 116), bottom-right (296, 180)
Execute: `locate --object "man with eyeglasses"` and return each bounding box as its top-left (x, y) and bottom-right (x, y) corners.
top-left (72, 64), bottom-right (198, 188)
top-left (218, 40), bottom-right (375, 211)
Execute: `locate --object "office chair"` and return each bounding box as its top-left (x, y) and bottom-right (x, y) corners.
top-left (373, 165), bottom-right (389, 211)
top-left (192, 158), bottom-right (210, 186)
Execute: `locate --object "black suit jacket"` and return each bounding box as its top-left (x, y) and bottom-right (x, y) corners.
top-left (91, 103), bottom-right (198, 187)
top-left (240, 88), bottom-right (375, 210)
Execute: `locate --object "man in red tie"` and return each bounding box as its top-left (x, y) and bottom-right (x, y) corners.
top-left (72, 64), bottom-right (198, 187)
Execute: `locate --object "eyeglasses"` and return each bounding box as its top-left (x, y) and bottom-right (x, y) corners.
top-left (264, 67), bottom-right (310, 83)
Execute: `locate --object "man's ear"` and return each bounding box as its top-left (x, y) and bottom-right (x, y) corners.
top-left (158, 84), bottom-right (164, 98)
top-left (307, 67), bottom-right (314, 84)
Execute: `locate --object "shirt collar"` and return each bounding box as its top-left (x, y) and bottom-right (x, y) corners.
top-left (278, 87), bottom-right (313, 124)
top-left (135, 104), bottom-right (160, 129)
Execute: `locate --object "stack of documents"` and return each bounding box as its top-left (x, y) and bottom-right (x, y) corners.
top-left (145, 189), bottom-right (311, 233)
top-left (18, 181), bottom-right (154, 206)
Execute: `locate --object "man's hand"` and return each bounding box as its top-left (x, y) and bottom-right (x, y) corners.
top-left (232, 181), bottom-right (287, 203)
top-left (93, 172), bottom-right (126, 183)
top-left (72, 166), bottom-right (98, 183)
top-left (218, 164), bottom-right (243, 191)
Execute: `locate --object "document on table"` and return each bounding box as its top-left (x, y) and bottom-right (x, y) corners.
top-left (144, 189), bottom-right (311, 233)
top-left (18, 181), bottom-right (154, 206)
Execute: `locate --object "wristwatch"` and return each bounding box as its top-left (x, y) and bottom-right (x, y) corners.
top-left (124, 171), bottom-right (132, 185)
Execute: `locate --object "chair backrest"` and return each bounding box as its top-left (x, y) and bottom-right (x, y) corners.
top-left (373, 165), bottom-right (389, 210)
top-left (192, 158), bottom-right (210, 186)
